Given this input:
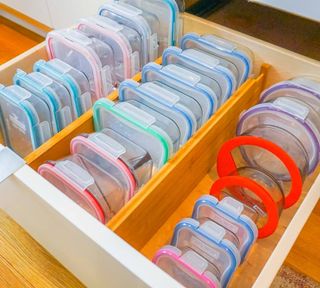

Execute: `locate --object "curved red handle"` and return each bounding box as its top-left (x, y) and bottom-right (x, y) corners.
top-left (210, 176), bottom-right (279, 238)
top-left (216, 136), bottom-right (302, 208)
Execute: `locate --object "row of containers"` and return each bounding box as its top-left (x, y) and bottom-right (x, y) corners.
top-left (153, 76), bottom-right (320, 287)
top-left (0, 0), bottom-right (187, 157)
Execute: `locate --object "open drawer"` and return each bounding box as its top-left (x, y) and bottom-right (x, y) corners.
top-left (0, 13), bottom-right (320, 288)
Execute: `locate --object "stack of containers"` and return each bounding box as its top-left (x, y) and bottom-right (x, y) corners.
top-left (0, 61), bottom-right (91, 157)
top-left (152, 76), bottom-right (320, 287)
top-left (0, 0), bottom-right (184, 157)
top-left (38, 32), bottom-right (254, 224)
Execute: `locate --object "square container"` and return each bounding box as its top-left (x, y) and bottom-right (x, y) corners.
top-left (119, 79), bottom-right (198, 145)
top-left (163, 47), bottom-right (237, 104)
top-left (142, 63), bottom-right (217, 121)
top-left (0, 84), bottom-right (53, 157)
top-left (34, 59), bottom-right (92, 117)
top-left (98, 2), bottom-right (158, 65)
top-left (77, 16), bottom-right (142, 80)
top-left (39, 154), bottom-right (130, 223)
top-left (14, 70), bottom-right (74, 133)
top-left (154, 245), bottom-right (221, 288)
top-left (181, 33), bottom-right (254, 85)
top-left (87, 130), bottom-right (153, 188)
top-left (46, 29), bottom-right (115, 100)
top-left (93, 98), bottom-right (171, 172)
top-left (193, 195), bottom-right (258, 261)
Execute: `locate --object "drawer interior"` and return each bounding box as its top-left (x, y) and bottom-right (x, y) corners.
top-left (1, 13), bottom-right (320, 287)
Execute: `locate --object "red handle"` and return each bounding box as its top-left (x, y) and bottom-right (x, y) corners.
top-left (216, 136), bottom-right (302, 208)
top-left (210, 176), bottom-right (279, 238)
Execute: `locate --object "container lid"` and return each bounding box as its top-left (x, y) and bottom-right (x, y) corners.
top-left (70, 135), bottom-right (135, 200)
top-left (153, 245), bottom-right (220, 288)
top-left (143, 63), bottom-right (217, 115)
top-left (93, 98), bottom-right (169, 170)
top-left (193, 195), bottom-right (257, 261)
top-left (98, 2), bottom-right (151, 65)
top-left (181, 33), bottom-right (244, 84)
top-left (38, 160), bottom-right (106, 223)
top-left (142, 63), bottom-right (214, 120)
top-left (100, 128), bottom-right (153, 187)
top-left (34, 59), bottom-right (92, 117)
top-left (171, 219), bottom-right (237, 287)
top-left (119, 80), bottom-right (188, 145)
top-left (237, 102), bottom-right (318, 175)
top-left (162, 47), bottom-right (236, 104)
top-left (46, 29), bottom-right (114, 99)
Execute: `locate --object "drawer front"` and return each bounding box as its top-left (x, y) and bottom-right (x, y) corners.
top-left (0, 13), bottom-right (320, 288)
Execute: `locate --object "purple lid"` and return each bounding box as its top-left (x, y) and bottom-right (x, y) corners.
top-left (237, 102), bottom-right (319, 174)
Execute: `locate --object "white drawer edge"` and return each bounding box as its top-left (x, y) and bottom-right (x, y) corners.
top-left (252, 175), bottom-right (320, 288)
top-left (0, 164), bottom-right (182, 288)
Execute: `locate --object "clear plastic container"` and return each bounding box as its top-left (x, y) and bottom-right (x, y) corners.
top-left (237, 100), bottom-right (316, 177)
top-left (153, 245), bottom-right (221, 288)
top-left (119, 79), bottom-right (199, 144)
top-left (98, 2), bottom-right (158, 65)
top-left (181, 33), bottom-right (254, 85)
top-left (193, 195), bottom-right (258, 262)
top-left (38, 154), bottom-right (129, 223)
top-left (171, 218), bottom-right (240, 287)
top-left (70, 134), bottom-right (136, 197)
top-left (142, 62), bottom-right (218, 121)
top-left (119, 0), bottom-right (177, 53)
top-left (97, 129), bottom-right (153, 187)
top-left (77, 16), bottom-right (142, 80)
top-left (93, 98), bottom-right (170, 172)
top-left (0, 84), bottom-right (53, 157)
top-left (13, 70), bottom-right (74, 133)
top-left (260, 81), bottom-right (320, 148)
top-left (163, 47), bottom-right (237, 105)
top-left (46, 29), bottom-right (115, 100)
top-left (34, 59), bottom-right (92, 117)
top-left (260, 77), bottom-right (320, 108)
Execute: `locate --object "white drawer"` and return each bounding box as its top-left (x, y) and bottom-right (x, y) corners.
top-left (0, 13), bottom-right (319, 288)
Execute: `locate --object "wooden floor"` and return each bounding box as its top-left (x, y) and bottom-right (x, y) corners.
top-left (0, 16), bottom-right (43, 65)
top-left (0, 9), bottom-right (319, 287)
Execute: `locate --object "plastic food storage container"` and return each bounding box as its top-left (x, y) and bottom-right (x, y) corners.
top-left (98, 2), bottom-right (158, 65)
top-left (237, 99), bottom-right (317, 177)
top-left (118, 100), bottom-right (180, 153)
top-left (92, 129), bottom-right (153, 188)
top-left (171, 218), bottom-right (240, 287)
top-left (70, 134), bottom-right (136, 197)
top-left (142, 63), bottom-right (217, 121)
top-left (0, 84), bottom-right (53, 157)
top-left (34, 59), bottom-right (92, 117)
top-left (193, 195), bottom-right (258, 262)
top-left (39, 154), bottom-right (130, 223)
top-left (13, 70), bottom-right (74, 134)
top-left (77, 16), bottom-right (142, 80)
top-left (181, 33), bottom-right (254, 85)
top-left (260, 77), bottom-right (320, 106)
top-left (260, 80), bottom-right (320, 143)
top-left (119, 79), bottom-right (199, 144)
top-left (153, 245), bottom-right (221, 288)
top-left (119, 0), bottom-right (177, 52)
top-left (46, 29), bottom-right (115, 100)
top-left (162, 47), bottom-right (237, 104)
top-left (93, 98), bottom-right (170, 172)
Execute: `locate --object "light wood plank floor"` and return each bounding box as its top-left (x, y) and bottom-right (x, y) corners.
top-left (0, 16), bottom-right (42, 65)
